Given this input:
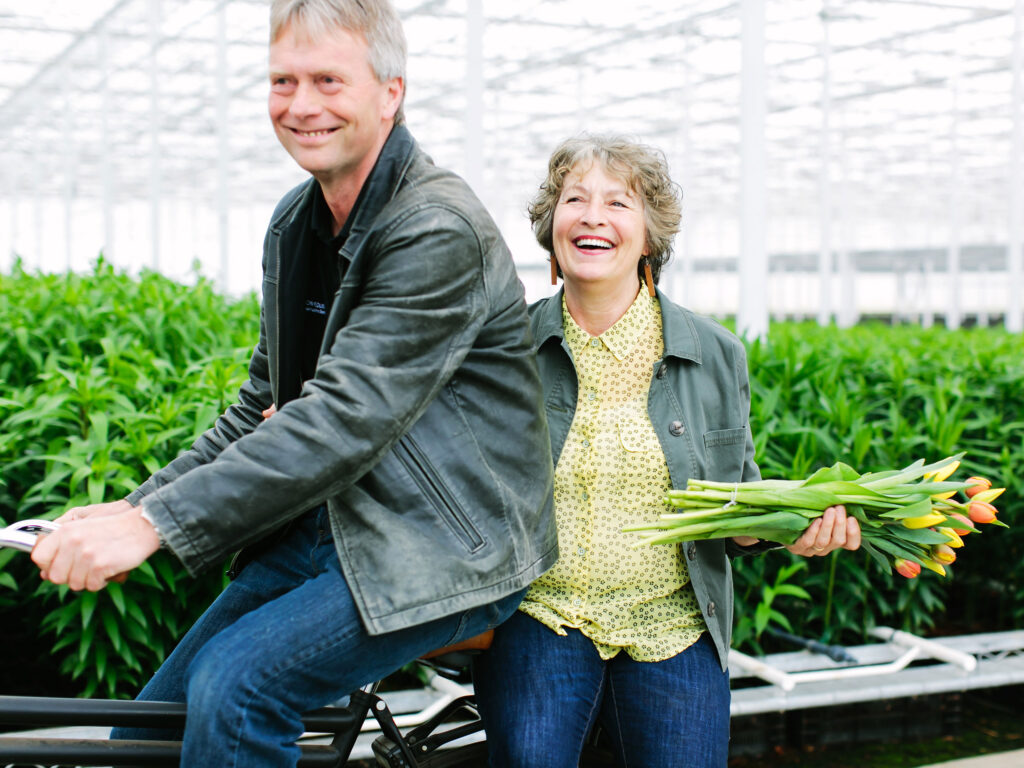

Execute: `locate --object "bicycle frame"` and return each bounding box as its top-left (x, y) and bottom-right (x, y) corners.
top-left (0, 680), bottom-right (443, 767)
top-left (0, 531), bottom-right (487, 766)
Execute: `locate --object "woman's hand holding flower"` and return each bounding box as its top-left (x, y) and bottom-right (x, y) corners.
top-left (731, 506), bottom-right (861, 556)
top-left (784, 505), bottom-right (861, 557)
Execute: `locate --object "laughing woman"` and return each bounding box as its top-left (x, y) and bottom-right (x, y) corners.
top-left (472, 135), bottom-right (861, 768)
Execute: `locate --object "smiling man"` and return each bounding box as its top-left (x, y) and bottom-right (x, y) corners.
top-left (29, 1), bottom-right (556, 764)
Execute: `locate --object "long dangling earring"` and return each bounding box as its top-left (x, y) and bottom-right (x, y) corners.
top-left (550, 257), bottom-right (559, 286)
top-left (643, 258), bottom-right (656, 297)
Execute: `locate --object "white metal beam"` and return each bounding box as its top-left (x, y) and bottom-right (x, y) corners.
top-left (1008, 0), bottom-right (1024, 332)
top-left (149, 0), bottom-right (162, 272)
top-left (738, 0), bottom-right (768, 340)
top-left (463, 0), bottom-right (484, 197)
top-left (947, 34), bottom-right (962, 330)
top-left (818, 4), bottom-right (833, 327)
top-left (101, 21), bottom-right (114, 262)
top-left (216, 1), bottom-right (230, 290)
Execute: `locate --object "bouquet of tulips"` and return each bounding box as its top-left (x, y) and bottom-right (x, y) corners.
top-left (625, 454), bottom-right (1006, 578)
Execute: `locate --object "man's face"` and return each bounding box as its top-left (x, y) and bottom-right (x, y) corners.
top-left (268, 22), bottom-right (402, 186)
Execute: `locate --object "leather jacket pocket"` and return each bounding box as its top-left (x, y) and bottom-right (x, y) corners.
top-left (393, 436), bottom-right (486, 553)
top-left (702, 427), bottom-right (747, 482)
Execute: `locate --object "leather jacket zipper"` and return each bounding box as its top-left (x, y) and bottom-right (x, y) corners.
top-left (393, 437), bottom-right (486, 553)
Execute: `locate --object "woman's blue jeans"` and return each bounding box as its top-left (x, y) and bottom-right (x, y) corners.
top-left (472, 611), bottom-right (731, 768)
top-left (111, 506), bottom-right (523, 767)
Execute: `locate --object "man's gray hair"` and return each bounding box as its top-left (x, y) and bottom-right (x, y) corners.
top-left (270, 0), bottom-right (408, 123)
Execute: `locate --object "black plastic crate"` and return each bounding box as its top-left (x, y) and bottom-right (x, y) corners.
top-left (729, 692), bottom-right (964, 758)
top-left (730, 711), bottom-right (787, 758)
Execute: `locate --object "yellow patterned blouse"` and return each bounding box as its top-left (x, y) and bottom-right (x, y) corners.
top-left (519, 290), bottom-right (706, 662)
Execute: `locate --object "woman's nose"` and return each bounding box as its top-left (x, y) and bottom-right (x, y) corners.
top-left (579, 200), bottom-right (606, 226)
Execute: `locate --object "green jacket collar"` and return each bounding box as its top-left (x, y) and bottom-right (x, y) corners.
top-left (533, 286), bottom-right (702, 364)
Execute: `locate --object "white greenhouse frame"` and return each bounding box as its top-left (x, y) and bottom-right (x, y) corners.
top-left (1, 0), bottom-right (1022, 334)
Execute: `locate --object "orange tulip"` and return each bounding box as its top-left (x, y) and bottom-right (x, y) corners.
top-left (949, 512), bottom-right (975, 536)
top-left (968, 500), bottom-right (997, 524)
top-left (964, 477), bottom-right (992, 498)
top-left (933, 544), bottom-right (957, 565)
top-left (895, 558), bottom-right (921, 579)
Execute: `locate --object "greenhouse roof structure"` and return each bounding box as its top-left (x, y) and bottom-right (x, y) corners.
top-left (1, 0), bottom-right (1022, 332)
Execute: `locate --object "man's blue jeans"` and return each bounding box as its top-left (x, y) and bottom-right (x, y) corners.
top-left (111, 506), bottom-right (523, 767)
top-left (472, 610), bottom-right (731, 768)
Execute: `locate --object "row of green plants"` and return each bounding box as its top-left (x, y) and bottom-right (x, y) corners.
top-left (0, 259), bottom-right (258, 697)
top-left (1, 260), bottom-right (1022, 697)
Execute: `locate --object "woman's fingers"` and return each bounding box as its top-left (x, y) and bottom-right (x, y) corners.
top-left (786, 506), bottom-right (860, 557)
top-left (844, 515), bottom-right (862, 550)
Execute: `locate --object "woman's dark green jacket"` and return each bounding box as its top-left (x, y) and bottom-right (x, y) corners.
top-left (529, 288), bottom-right (763, 669)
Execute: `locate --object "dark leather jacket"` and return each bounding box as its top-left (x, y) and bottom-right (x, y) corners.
top-left (127, 126), bottom-right (558, 634)
top-left (530, 288), bottom-right (761, 668)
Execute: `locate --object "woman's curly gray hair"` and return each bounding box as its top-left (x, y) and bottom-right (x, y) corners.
top-left (528, 134), bottom-right (682, 284)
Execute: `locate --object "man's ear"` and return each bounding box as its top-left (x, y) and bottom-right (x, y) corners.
top-left (382, 77), bottom-right (403, 121)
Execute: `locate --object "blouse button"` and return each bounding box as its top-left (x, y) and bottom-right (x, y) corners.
top-left (669, 420), bottom-right (685, 436)
top-left (707, 601), bottom-right (717, 617)
top-left (590, 338), bottom-right (600, 348)
top-left (656, 363), bottom-right (667, 379)
top-left (687, 543), bottom-right (697, 560)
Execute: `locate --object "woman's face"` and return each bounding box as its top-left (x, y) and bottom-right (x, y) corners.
top-left (552, 162), bottom-right (648, 293)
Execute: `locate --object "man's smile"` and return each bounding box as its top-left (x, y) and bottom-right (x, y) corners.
top-left (290, 127), bottom-right (339, 137)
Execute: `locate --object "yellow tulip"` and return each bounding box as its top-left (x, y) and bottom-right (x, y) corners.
top-left (971, 487), bottom-right (1005, 504)
top-left (921, 559), bottom-right (947, 576)
top-left (937, 527), bottom-right (964, 548)
top-left (902, 511), bottom-right (947, 529)
top-left (933, 544), bottom-right (957, 565)
top-left (925, 460), bottom-right (960, 482)
top-left (930, 490), bottom-right (957, 500)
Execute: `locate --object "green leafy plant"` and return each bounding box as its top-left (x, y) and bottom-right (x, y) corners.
top-left (0, 257), bottom-right (257, 697)
top-left (732, 559), bottom-right (812, 653)
top-left (4, 263), bottom-right (1024, 690)
top-left (738, 321), bottom-right (1024, 648)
